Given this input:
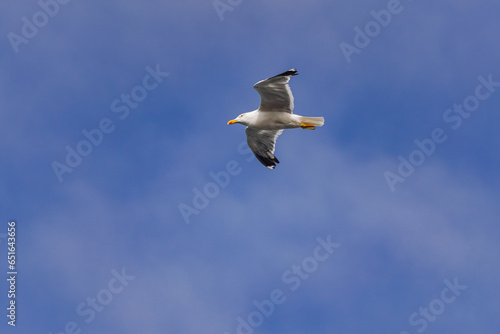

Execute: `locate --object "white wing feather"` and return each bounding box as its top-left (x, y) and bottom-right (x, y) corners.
top-left (245, 127), bottom-right (283, 169)
top-left (253, 69), bottom-right (298, 113)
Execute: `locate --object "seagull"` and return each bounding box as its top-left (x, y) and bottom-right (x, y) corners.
top-left (227, 69), bottom-right (325, 169)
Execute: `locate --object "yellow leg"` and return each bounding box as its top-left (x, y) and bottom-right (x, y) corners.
top-left (301, 124), bottom-right (316, 130)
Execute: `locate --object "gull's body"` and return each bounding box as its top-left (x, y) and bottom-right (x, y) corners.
top-left (234, 110), bottom-right (307, 130)
top-left (227, 69), bottom-right (324, 169)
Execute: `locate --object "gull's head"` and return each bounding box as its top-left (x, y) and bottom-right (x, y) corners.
top-left (227, 113), bottom-right (248, 126)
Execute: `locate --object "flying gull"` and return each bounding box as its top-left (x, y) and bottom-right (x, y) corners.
top-left (227, 69), bottom-right (325, 169)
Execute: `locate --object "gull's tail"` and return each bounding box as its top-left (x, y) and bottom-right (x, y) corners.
top-left (300, 116), bottom-right (325, 130)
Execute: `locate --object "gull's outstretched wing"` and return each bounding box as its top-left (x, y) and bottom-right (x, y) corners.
top-left (245, 127), bottom-right (283, 169)
top-left (253, 69), bottom-right (298, 113)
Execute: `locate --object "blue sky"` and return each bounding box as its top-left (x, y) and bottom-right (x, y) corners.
top-left (2, 0), bottom-right (500, 333)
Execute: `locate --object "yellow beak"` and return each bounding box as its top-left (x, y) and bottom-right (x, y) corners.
top-left (227, 119), bottom-right (238, 125)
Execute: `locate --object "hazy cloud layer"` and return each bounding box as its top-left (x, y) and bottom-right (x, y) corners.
top-left (1, 0), bottom-right (500, 333)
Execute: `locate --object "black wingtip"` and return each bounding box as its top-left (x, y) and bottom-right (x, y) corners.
top-left (273, 69), bottom-right (298, 78)
top-left (255, 154), bottom-right (280, 169)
